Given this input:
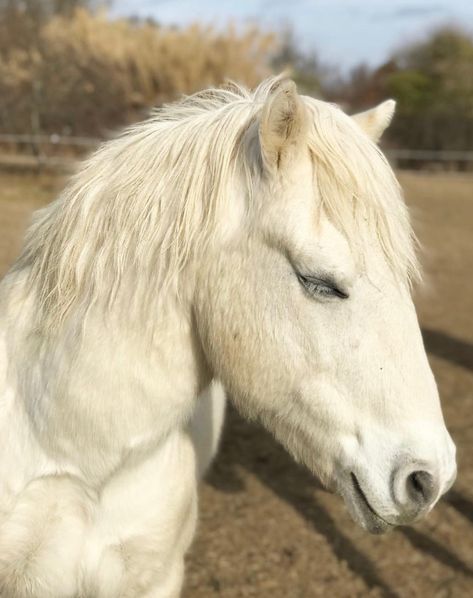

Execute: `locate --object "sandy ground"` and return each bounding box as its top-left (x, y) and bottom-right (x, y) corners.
top-left (0, 170), bottom-right (472, 597)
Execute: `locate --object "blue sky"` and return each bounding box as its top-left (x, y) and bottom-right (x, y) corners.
top-left (113, 0), bottom-right (473, 70)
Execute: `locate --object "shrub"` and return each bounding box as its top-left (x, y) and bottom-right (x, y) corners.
top-left (0, 8), bottom-right (275, 136)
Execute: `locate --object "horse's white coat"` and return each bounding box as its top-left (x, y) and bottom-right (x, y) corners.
top-left (0, 77), bottom-right (456, 596)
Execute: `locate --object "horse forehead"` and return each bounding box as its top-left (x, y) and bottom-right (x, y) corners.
top-left (277, 209), bottom-right (357, 278)
top-left (310, 219), bottom-right (356, 270)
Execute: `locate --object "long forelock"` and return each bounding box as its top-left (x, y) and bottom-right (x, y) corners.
top-left (303, 96), bottom-right (420, 285)
top-left (17, 76), bottom-right (419, 329)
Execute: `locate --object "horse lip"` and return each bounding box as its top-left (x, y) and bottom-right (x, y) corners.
top-left (346, 472), bottom-right (394, 535)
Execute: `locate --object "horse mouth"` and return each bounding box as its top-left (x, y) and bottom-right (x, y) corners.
top-left (346, 473), bottom-right (394, 535)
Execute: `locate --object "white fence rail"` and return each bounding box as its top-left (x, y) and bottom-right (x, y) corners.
top-left (0, 134), bottom-right (473, 170)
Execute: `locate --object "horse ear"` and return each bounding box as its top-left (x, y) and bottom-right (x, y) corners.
top-left (259, 79), bottom-right (308, 170)
top-left (351, 100), bottom-right (396, 143)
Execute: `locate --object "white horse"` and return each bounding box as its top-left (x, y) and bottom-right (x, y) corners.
top-left (0, 76), bottom-right (456, 597)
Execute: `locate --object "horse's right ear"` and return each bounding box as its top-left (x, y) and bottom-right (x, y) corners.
top-left (259, 79), bottom-right (308, 171)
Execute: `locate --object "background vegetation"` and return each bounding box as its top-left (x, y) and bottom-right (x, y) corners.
top-left (330, 27), bottom-right (473, 151)
top-left (1, 0), bottom-right (473, 152)
top-left (0, 0), bottom-right (274, 136)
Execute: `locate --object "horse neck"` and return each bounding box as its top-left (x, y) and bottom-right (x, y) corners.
top-left (76, 289), bottom-right (212, 425)
top-left (6, 270), bottom-right (212, 452)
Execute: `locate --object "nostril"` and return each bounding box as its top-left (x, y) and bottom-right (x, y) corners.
top-left (406, 470), bottom-right (435, 507)
top-left (392, 462), bottom-right (442, 518)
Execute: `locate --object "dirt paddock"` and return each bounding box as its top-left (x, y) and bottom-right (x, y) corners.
top-left (0, 171), bottom-right (471, 597)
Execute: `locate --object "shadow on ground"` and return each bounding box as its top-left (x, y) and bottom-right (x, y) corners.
top-left (422, 327), bottom-right (473, 372)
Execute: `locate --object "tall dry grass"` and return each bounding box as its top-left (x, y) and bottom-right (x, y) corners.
top-left (0, 9), bottom-right (275, 136)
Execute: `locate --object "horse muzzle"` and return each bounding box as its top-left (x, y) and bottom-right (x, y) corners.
top-left (338, 452), bottom-right (457, 534)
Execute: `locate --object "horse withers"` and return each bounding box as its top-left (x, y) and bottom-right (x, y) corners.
top-left (0, 77), bottom-right (456, 596)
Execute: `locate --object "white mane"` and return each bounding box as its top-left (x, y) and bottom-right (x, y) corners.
top-left (15, 76), bottom-right (419, 328)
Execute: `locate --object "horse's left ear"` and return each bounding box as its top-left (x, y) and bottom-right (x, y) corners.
top-left (351, 100), bottom-right (396, 143)
top-left (259, 79), bottom-right (308, 171)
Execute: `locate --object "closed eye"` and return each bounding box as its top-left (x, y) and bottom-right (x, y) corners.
top-left (297, 273), bottom-right (349, 300)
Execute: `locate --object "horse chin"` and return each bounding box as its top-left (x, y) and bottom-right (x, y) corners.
top-left (339, 473), bottom-right (394, 535)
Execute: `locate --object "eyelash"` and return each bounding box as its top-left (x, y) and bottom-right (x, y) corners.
top-left (297, 273), bottom-right (349, 300)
